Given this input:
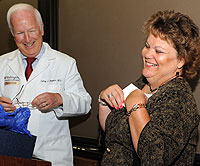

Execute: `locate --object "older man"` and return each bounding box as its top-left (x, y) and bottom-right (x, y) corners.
top-left (0, 3), bottom-right (91, 166)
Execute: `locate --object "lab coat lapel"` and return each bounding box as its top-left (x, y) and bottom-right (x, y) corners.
top-left (28, 48), bottom-right (55, 81)
top-left (7, 53), bottom-right (26, 83)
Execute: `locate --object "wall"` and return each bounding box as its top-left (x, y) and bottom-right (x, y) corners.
top-left (58, 0), bottom-right (200, 152)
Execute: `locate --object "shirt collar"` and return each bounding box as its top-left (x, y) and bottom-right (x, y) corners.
top-left (20, 44), bottom-right (45, 60)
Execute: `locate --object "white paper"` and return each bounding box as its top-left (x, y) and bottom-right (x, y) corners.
top-left (123, 83), bottom-right (138, 99)
top-left (123, 83), bottom-right (152, 99)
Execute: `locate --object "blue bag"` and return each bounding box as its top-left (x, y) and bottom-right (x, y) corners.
top-left (0, 104), bottom-right (31, 136)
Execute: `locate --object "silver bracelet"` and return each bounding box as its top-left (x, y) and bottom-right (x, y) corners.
top-left (98, 95), bottom-right (107, 106)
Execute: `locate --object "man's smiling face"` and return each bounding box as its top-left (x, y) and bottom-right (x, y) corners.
top-left (11, 9), bottom-right (44, 57)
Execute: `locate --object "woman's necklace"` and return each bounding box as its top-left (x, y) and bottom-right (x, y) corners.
top-left (149, 86), bottom-right (158, 93)
top-left (148, 72), bottom-right (181, 94)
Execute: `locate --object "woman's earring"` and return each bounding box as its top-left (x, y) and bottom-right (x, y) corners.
top-left (176, 72), bottom-right (180, 77)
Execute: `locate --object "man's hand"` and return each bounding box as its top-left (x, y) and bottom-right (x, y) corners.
top-left (32, 93), bottom-right (63, 112)
top-left (0, 97), bottom-right (16, 112)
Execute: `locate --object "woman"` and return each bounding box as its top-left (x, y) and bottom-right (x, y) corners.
top-left (98, 10), bottom-right (200, 165)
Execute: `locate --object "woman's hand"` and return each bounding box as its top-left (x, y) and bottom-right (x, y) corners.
top-left (99, 84), bottom-right (124, 110)
top-left (99, 84), bottom-right (124, 131)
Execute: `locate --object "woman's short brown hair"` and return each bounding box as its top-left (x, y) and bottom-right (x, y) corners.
top-left (143, 10), bottom-right (200, 79)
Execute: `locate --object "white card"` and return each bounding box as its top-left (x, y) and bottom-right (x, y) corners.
top-left (123, 83), bottom-right (152, 99)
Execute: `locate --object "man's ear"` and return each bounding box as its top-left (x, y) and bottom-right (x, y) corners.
top-left (41, 24), bottom-right (44, 36)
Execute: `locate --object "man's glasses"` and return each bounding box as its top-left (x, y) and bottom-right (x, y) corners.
top-left (13, 98), bottom-right (34, 109)
top-left (12, 85), bottom-right (35, 109)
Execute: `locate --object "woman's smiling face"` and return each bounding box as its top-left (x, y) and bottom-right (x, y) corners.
top-left (142, 33), bottom-right (184, 86)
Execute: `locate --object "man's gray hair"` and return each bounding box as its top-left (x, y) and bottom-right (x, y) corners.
top-left (7, 3), bottom-right (43, 35)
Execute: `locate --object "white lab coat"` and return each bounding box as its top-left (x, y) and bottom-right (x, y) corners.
top-left (0, 43), bottom-right (91, 166)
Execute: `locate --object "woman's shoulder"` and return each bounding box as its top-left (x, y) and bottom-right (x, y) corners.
top-left (147, 77), bottom-right (196, 114)
top-left (161, 77), bottom-right (192, 95)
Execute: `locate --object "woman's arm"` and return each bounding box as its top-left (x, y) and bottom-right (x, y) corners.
top-left (125, 89), bottom-right (150, 151)
top-left (98, 104), bottom-right (111, 131)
